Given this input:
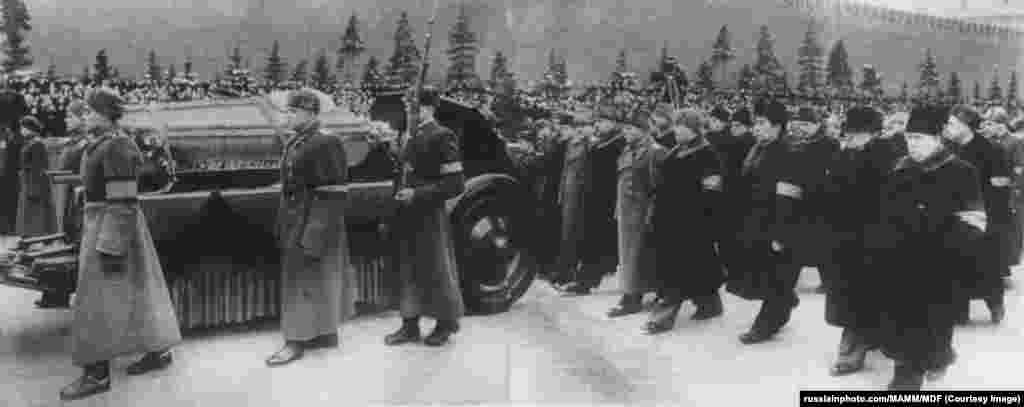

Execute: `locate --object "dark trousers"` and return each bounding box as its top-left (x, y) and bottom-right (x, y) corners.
top-left (751, 249), bottom-right (802, 334)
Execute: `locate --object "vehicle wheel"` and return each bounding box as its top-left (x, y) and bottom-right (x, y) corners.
top-left (454, 193), bottom-right (537, 315)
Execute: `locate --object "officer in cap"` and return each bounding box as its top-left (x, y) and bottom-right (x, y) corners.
top-left (61, 88), bottom-right (182, 400)
top-left (387, 86), bottom-right (467, 347)
top-left (264, 88), bottom-right (352, 367)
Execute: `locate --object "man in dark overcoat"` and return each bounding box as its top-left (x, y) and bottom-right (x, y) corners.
top-left (0, 90), bottom-right (28, 234)
top-left (552, 124), bottom-right (589, 286)
top-left (644, 110), bottom-right (726, 334)
top-left (263, 89), bottom-right (353, 367)
top-left (562, 116), bottom-right (625, 295)
top-left (386, 87), bottom-right (466, 347)
top-left (728, 100), bottom-right (831, 345)
top-left (944, 105), bottom-right (1010, 324)
top-left (823, 106), bottom-right (889, 377)
top-left (867, 105), bottom-right (985, 389)
top-left (15, 115), bottom-right (57, 238)
top-left (716, 108), bottom-right (757, 289)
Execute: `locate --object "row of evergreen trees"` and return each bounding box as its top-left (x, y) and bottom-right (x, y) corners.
top-left (1, 0), bottom-right (1018, 104)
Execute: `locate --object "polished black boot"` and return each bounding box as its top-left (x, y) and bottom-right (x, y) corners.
top-left (127, 349), bottom-right (173, 375)
top-left (385, 317), bottom-right (421, 346)
top-left (424, 319), bottom-right (458, 347)
top-left (888, 364), bottom-right (925, 390)
top-left (60, 361), bottom-right (111, 401)
top-left (35, 291), bottom-right (71, 309)
top-left (692, 293), bottom-right (724, 320)
top-left (607, 293), bottom-right (643, 318)
top-left (830, 329), bottom-right (868, 376)
top-left (644, 298), bottom-right (683, 335)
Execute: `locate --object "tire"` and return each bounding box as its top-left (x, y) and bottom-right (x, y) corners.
top-left (453, 192), bottom-right (537, 315)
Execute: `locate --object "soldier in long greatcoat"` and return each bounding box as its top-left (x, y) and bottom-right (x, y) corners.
top-left (0, 90), bottom-right (28, 234)
top-left (607, 112), bottom-right (666, 318)
top-left (981, 108), bottom-right (1023, 271)
top-left (61, 89), bottom-right (181, 401)
top-left (385, 87), bottom-right (466, 347)
top-left (944, 105), bottom-right (1011, 325)
top-left (867, 105), bottom-right (985, 389)
top-left (644, 111), bottom-right (725, 334)
top-left (823, 106), bottom-right (889, 377)
top-left (552, 125), bottom-right (590, 286)
top-left (261, 89), bottom-right (353, 367)
top-left (15, 115), bottom-right (57, 238)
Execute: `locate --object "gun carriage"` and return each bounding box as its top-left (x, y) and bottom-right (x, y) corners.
top-left (0, 96), bottom-right (540, 331)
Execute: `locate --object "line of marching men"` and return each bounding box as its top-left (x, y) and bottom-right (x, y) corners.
top-left (531, 98), bottom-right (1019, 390)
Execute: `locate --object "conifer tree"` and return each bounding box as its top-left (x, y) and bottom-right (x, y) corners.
top-left (826, 39), bottom-right (853, 94)
top-left (489, 50), bottom-right (511, 90)
top-left (446, 4), bottom-right (481, 89)
top-left (989, 70), bottom-right (1004, 101)
top-left (917, 48), bottom-right (940, 98)
top-left (753, 25), bottom-right (785, 92)
top-left (93, 49), bottom-right (112, 83)
top-left (797, 22), bottom-right (825, 93)
top-left (710, 24), bottom-right (734, 84)
top-left (229, 45), bottom-right (243, 71)
top-left (1008, 71), bottom-right (1018, 104)
top-left (167, 63), bottom-right (177, 81)
top-left (311, 51), bottom-right (334, 90)
top-left (386, 11), bottom-right (421, 87)
top-left (291, 59), bottom-right (309, 84)
top-left (183, 56), bottom-right (193, 79)
top-left (80, 66), bottom-right (91, 83)
top-left (542, 49), bottom-right (568, 95)
top-left (615, 49), bottom-right (628, 73)
top-left (737, 64), bottom-right (756, 91)
top-left (974, 80), bottom-right (983, 101)
top-left (264, 40), bottom-right (288, 85)
top-left (361, 55), bottom-right (383, 89)
top-left (901, 82), bottom-right (909, 102)
top-left (146, 50), bottom-right (162, 83)
top-left (650, 43), bottom-right (688, 91)
top-left (338, 13), bottom-right (366, 85)
top-left (1, 0), bottom-right (32, 73)
top-left (947, 72), bottom-right (962, 102)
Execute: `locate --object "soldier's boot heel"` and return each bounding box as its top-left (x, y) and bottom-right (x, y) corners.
top-left (385, 318), bottom-right (421, 346)
top-left (126, 349), bottom-right (173, 375)
top-left (424, 320), bottom-right (457, 347)
top-left (830, 329), bottom-right (867, 376)
top-left (692, 294), bottom-right (724, 320)
top-left (60, 362), bottom-right (111, 401)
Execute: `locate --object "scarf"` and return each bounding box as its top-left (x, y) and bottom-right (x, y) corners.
top-left (894, 143), bottom-right (955, 174)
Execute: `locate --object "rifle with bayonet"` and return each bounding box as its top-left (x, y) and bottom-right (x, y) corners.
top-left (396, 1), bottom-right (440, 192)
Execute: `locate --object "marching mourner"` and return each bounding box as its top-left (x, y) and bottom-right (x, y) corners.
top-left (386, 86), bottom-right (466, 347)
top-left (944, 105), bottom-right (1010, 324)
top-left (16, 115), bottom-right (58, 238)
top-left (716, 108), bottom-right (758, 281)
top-left (867, 105), bottom-right (986, 390)
top-left (260, 89), bottom-right (354, 367)
top-left (729, 100), bottom-right (832, 345)
top-left (645, 108), bottom-right (726, 334)
top-left (981, 107), bottom-right (1024, 272)
top-left (61, 89), bottom-right (181, 401)
top-left (823, 106), bottom-right (889, 377)
top-left (552, 123), bottom-right (590, 287)
top-left (0, 90), bottom-right (28, 234)
top-left (607, 108), bottom-right (667, 318)
top-left (562, 115), bottom-right (625, 295)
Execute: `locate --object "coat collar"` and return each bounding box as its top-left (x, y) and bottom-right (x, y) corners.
top-left (893, 146), bottom-right (956, 174)
top-left (667, 135), bottom-right (710, 160)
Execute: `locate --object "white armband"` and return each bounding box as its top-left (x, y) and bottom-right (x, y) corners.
top-left (955, 210), bottom-right (987, 232)
top-left (990, 176), bottom-right (1012, 187)
top-left (440, 161), bottom-right (463, 175)
top-left (702, 175), bottom-right (723, 191)
top-left (775, 182), bottom-right (803, 199)
top-left (105, 179), bottom-right (138, 200)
